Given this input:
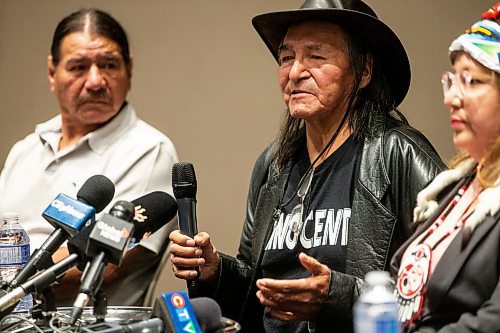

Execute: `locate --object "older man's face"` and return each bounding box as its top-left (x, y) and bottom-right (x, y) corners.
top-left (48, 32), bottom-right (131, 128)
top-left (278, 21), bottom-right (354, 122)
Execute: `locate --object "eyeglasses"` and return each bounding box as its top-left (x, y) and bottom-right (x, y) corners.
top-left (289, 168), bottom-right (314, 236)
top-left (441, 71), bottom-right (472, 98)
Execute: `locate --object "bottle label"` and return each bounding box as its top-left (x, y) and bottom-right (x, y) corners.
top-left (355, 316), bottom-right (399, 333)
top-left (375, 318), bottom-right (399, 333)
top-left (13, 294), bottom-right (33, 313)
top-left (0, 244), bottom-right (30, 265)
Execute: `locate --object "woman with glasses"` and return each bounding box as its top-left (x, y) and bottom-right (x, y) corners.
top-left (391, 3), bottom-right (500, 332)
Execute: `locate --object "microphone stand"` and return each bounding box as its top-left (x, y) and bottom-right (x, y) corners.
top-left (0, 253), bottom-right (79, 319)
top-left (93, 289), bottom-right (107, 323)
top-left (30, 286), bottom-right (57, 320)
top-left (69, 252), bottom-right (107, 325)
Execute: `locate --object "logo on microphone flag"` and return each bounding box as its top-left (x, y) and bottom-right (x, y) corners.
top-left (42, 193), bottom-right (95, 236)
top-left (163, 291), bottom-right (201, 333)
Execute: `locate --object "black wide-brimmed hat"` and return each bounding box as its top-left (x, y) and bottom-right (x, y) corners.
top-left (252, 0), bottom-right (411, 107)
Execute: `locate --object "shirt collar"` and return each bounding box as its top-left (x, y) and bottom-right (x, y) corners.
top-left (35, 103), bottom-right (137, 155)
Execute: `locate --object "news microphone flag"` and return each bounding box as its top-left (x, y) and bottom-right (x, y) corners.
top-left (69, 201), bottom-right (135, 325)
top-left (6, 175), bottom-right (114, 291)
top-left (42, 193), bottom-right (96, 236)
top-left (79, 295), bottom-right (224, 333)
top-left (154, 291), bottom-right (202, 333)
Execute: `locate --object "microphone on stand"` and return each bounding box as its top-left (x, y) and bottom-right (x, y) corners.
top-left (69, 201), bottom-right (136, 325)
top-left (6, 175), bottom-right (115, 291)
top-left (172, 162), bottom-right (200, 290)
top-left (80, 291), bottom-right (239, 333)
top-left (0, 192), bottom-right (178, 320)
top-left (131, 191), bottom-right (178, 240)
top-left (0, 253), bottom-right (80, 317)
top-left (68, 191), bottom-right (178, 270)
top-left (69, 191), bottom-right (178, 324)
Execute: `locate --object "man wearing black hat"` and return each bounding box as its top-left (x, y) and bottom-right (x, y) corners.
top-left (170, 1), bottom-right (445, 332)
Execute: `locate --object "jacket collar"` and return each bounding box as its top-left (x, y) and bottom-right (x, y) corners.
top-left (252, 158), bottom-right (291, 266)
top-left (426, 210), bottom-right (499, 310)
top-left (392, 168), bottom-right (500, 310)
top-left (356, 110), bottom-right (390, 198)
top-left (346, 111), bottom-right (394, 275)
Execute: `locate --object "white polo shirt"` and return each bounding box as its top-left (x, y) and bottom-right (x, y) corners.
top-left (0, 103), bottom-right (179, 305)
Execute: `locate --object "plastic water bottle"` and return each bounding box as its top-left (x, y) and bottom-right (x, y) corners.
top-left (0, 212), bottom-right (33, 312)
top-left (354, 271), bottom-right (400, 333)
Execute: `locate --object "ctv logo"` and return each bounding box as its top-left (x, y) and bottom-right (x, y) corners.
top-left (167, 292), bottom-right (201, 333)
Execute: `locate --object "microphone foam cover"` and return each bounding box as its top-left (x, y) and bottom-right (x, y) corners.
top-left (191, 297), bottom-right (223, 333)
top-left (77, 175), bottom-right (115, 213)
top-left (172, 162), bottom-right (197, 199)
top-left (109, 200), bottom-right (135, 222)
top-left (131, 191), bottom-right (177, 239)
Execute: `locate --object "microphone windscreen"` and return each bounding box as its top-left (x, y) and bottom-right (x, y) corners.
top-left (191, 297), bottom-right (223, 333)
top-left (76, 175), bottom-right (115, 213)
top-left (108, 200), bottom-right (135, 222)
top-left (131, 191), bottom-right (177, 239)
top-left (172, 162), bottom-right (197, 199)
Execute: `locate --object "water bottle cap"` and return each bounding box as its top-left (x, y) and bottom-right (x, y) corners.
top-left (2, 212), bottom-right (19, 220)
top-left (365, 270), bottom-right (391, 287)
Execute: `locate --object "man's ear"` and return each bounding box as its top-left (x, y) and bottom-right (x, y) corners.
top-left (47, 55), bottom-right (56, 92)
top-left (125, 56), bottom-right (133, 91)
top-left (359, 54), bottom-right (373, 89)
top-left (126, 56), bottom-right (133, 79)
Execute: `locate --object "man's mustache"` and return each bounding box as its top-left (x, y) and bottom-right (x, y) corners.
top-left (286, 83), bottom-right (317, 95)
top-left (77, 91), bottom-right (110, 106)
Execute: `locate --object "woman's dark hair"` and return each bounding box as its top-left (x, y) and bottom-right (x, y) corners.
top-left (50, 8), bottom-right (130, 66)
top-left (273, 25), bottom-right (399, 170)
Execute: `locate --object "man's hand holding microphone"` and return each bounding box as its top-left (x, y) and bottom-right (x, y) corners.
top-left (169, 162), bottom-right (220, 286)
top-left (169, 162), bottom-right (332, 324)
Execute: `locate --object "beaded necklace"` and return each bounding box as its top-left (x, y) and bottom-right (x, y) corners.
top-left (396, 170), bottom-right (479, 329)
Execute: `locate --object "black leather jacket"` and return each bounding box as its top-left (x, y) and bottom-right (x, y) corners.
top-left (192, 113), bottom-right (445, 332)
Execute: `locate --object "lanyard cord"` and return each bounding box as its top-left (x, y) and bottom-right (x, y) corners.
top-left (282, 107), bottom-right (351, 208)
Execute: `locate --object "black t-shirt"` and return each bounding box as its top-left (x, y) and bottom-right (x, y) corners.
top-left (261, 136), bottom-right (359, 333)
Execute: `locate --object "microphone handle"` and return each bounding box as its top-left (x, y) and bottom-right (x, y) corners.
top-left (78, 318), bottom-right (163, 333)
top-left (0, 253), bottom-right (79, 315)
top-left (70, 252), bottom-right (107, 325)
top-left (177, 198), bottom-right (198, 237)
top-left (10, 228), bottom-right (68, 289)
top-left (177, 198), bottom-right (200, 290)
top-left (22, 253), bottom-right (80, 294)
top-left (80, 252), bottom-right (107, 294)
top-left (125, 318), bottom-right (164, 333)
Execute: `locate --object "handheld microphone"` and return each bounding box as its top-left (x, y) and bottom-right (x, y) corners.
top-left (69, 201), bottom-right (135, 325)
top-left (172, 162), bottom-right (199, 289)
top-left (68, 191), bottom-right (178, 269)
top-left (7, 175), bottom-right (115, 290)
